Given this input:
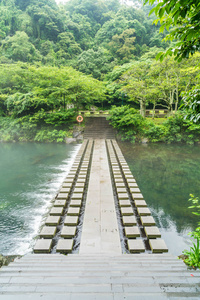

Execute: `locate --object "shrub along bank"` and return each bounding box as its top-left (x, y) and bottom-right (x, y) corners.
top-left (0, 109), bottom-right (77, 143)
top-left (108, 106), bottom-right (200, 145)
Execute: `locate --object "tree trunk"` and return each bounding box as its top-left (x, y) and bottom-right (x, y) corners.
top-left (152, 102), bottom-right (156, 119)
top-left (140, 100), bottom-right (146, 117)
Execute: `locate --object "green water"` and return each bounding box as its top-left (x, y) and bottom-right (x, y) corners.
top-left (119, 142), bottom-right (200, 255)
top-left (0, 142), bottom-right (199, 256)
top-left (0, 142), bottom-right (80, 255)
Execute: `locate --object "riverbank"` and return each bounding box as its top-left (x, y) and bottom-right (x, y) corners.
top-left (0, 254), bottom-right (21, 268)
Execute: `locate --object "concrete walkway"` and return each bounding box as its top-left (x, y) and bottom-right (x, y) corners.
top-left (80, 139), bottom-right (121, 254)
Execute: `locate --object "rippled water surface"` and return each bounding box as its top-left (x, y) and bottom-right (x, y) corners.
top-left (1, 141), bottom-right (200, 256)
top-left (0, 142), bottom-right (80, 255)
top-left (119, 142), bottom-right (200, 255)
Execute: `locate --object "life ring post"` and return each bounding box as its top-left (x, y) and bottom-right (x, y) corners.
top-left (76, 115), bottom-right (83, 123)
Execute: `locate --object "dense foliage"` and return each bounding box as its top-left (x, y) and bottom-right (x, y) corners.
top-left (144, 0), bottom-right (200, 61)
top-left (0, 0), bottom-right (199, 143)
top-left (183, 194), bottom-right (200, 268)
top-left (108, 106), bottom-right (200, 144)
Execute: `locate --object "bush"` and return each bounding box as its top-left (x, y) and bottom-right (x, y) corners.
top-left (181, 86), bottom-right (200, 124)
top-left (108, 105), bottom-right (146, 142)
top-left (143, 120), bottom-right (166, 142)
top-left (34, 129), bottom-right (68, 143)
top-left (182, 195), bottom-right (200, 269)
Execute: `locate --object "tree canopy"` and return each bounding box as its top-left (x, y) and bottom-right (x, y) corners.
top-left (144, 0), bottom-right (200, 61)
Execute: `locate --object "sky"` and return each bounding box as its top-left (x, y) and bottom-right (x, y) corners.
top-left (55, 0), bottom-right (69, 3)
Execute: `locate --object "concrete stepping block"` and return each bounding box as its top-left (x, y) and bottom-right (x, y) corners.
top-left (121, 207), bottom-right (134, 216)
top-left (64, 178), bottom-right (74, 183)
top-left (67, 207), bottom-right (80, 216)
top-left (141, 216), bottom-right (156, 226)
top-left (128, 182), bottom-right (138, 188)
top-left (74, 188), bottom-right (84, 193)
top-left (45, 216), bottom-right (60, 226)
top-left (125, 175), bottom-right (134, 179)
top-left (128, 239), bottom-right (145, 253)
top-left (125, 226), bottom-right (140, 238)
top-left (123, 171), bottom-right (132, 175)
top-left (116, 182), bottom-right (126, 188)
top-left (39, 226), bottom-right (56, 238)
top-left (68, 172), bottom-right (77, 176)
top-left (114, 179), bottom-right (124, 183)
top-left (137, 207), bottom-right (151, 216)
top-left (75, 182), bottom-right (85, 188)
top-left (70, 200), bottom-right (82, 207)
top-left (78, 175), bottom-right (86, 179)
top-left (71, 193), bottom-right (83, 200)
top-left (144, 226), bottom-right (161, 238)
top-left (113, 172), bottom-right (121, 176)
top-left (130, 188), bottom-right (141, 193)
top-left (122, 215), bottom-right (137, 226)
top-left (149, 239), bottom-right (168, 253)
top-left (112, 168), bottom-right (120, 172)
top-left (34, 239), bottom-right (52, 253)
top-left (70, 167), bottom-right (78, 171)
top-left (64, 216), bottom-right (79, 226)
top-left (50, 207), bottom-right (64, 216)
top-left (119, 200), bottom-right (131, 207)
top-left (56, 239), bottom-right (74, 253)
top-left (122, 166), bottom-right (130, 170)
top-left (117, 188), bottom-right (127, 193)
top-left (127, 178), bottom-right (136, 183)
top-left (66, 175), bottom-right (75, 179)
top-left (57, 193), bottom-right (69, 200)
top-left (54, 199), bottom-right (66, 207)
top-left (132, 193), bottom-right (144, 200)
top-left (80, 169), bottom-right (88, 172)
top-left (114, 174), bottom-right (123, 178)
top-left (60, 226), bottom-right (76, 238)
top-left (77, 179), bottom-right (86, 183)
top-left (118, 193), bottom-right (129, 200)
top-left (62, 183), bottom-right (72, 188)
top-left (134, 200), bottom-right (147, 207)
top-left (79, 172), bottom-right (87, 175)
top-left (60, 188), bottom-right (71, 193)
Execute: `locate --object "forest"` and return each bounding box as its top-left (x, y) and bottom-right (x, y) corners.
top-left (0, 0), bottom-right (200, 143)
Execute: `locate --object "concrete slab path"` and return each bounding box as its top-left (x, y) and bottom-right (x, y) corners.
top-left (79, 139), bottom-right (121, 254)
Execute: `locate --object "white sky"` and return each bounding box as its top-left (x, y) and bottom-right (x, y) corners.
top-left (55, 0), bottom-right (69, 3)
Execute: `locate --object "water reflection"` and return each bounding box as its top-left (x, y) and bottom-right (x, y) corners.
top-left (118, 142), bottom-right (200, 255)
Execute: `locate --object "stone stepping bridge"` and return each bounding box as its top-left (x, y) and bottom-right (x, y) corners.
top-left (33, 139), bottom-right (167, 254)
top-left (1, 139), bottom-right (200, 299)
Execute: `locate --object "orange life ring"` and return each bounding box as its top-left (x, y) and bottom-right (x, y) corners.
top-left (76, 115), bottom-right (83, 123)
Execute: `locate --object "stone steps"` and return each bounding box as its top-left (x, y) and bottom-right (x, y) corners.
top-left (0, 254), bottom-right (200, 299)
top-left (84, 117), bottom-right (116, 139)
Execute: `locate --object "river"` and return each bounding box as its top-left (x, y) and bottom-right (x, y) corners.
top-left (119, 141), bottom-right (200, 255)
top-left (0, 142), bottom-right (80, 255)
top-left (0, 141), bottom-right (199, 256)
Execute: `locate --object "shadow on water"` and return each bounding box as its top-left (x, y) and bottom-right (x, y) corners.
top-left (118, 141), bottom-right (200, 255)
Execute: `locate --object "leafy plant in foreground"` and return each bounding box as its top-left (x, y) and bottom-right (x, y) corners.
top-left (182, 194), bottom-right (200, 269)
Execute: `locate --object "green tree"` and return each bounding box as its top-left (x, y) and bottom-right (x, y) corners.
top-left (1, 31), bottom-right (41, 62)
top-left (119, 61), bottom-right (155, 117)
top-left (74, 47), bottom-right (114, 79)
top-left (109, 28), bottom-right (136, 62)
top-left (144, 0), bottom-right (200, 60)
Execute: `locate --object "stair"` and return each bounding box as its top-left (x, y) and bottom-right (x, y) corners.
top-left (84, 117), bottom-right (116, 139)
top-left (0, 253), bottom-right (200, 299)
